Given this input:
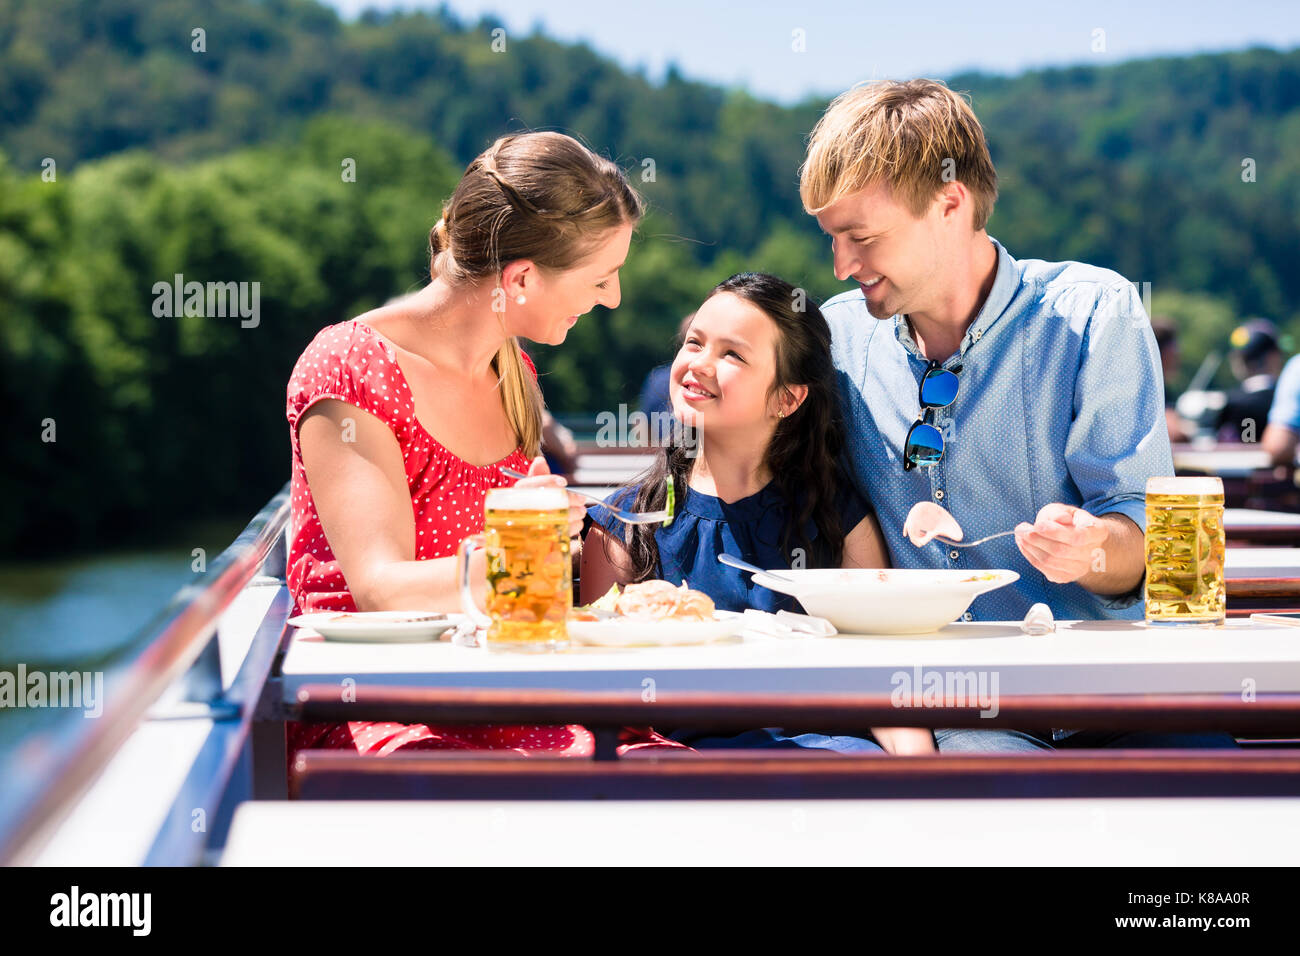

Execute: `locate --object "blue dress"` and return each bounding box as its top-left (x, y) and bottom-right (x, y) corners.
top-left (590, 478), bottom-right (873, 614)
top-left (590, 476), bottom-right (886, 753)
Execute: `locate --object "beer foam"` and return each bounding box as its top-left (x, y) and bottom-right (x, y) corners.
top-left (1145, 476), bottom-right (1223, 495)
top-left (487, 485), bottom-right (569, 510)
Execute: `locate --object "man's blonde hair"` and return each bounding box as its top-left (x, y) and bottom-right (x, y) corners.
top-left (800, 79), bottom-right (998, 230)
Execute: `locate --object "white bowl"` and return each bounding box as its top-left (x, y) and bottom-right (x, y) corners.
top-left (748, 568), bottom-right (1020, 635)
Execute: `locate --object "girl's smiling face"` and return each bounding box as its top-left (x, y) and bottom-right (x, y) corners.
top-left (670, 291), bottom-right (787, 430)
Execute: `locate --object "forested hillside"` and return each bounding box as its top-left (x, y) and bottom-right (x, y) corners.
top-left (2, 0), bottom-right (1297, 553)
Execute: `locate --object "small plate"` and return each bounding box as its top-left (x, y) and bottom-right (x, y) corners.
top-left (567, 611), bottom-right (744, 647)
top-left (288, 610), bottom-right (462, 643)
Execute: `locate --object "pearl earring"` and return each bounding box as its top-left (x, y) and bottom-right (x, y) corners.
top-left (515, 295), bottom-right (526, 305)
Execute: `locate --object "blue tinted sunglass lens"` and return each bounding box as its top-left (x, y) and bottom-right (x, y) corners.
top-left (905, 422), bottom-right (945, 465)
top-left (920, 368), bottom-right (959, 408)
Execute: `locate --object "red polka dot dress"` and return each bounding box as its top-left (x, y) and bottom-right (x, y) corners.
top-left (282, 319), bottom-right (596, 763)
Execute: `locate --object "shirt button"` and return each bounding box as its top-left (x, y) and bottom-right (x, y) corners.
top-left (963, 611), bottom-right (974, 621)
top-left (949, 550), bottom-right (960, 560)
top-left (934, 489), bottom-right (945, 500)
top-left (973, 330), bottom-right (983, 341)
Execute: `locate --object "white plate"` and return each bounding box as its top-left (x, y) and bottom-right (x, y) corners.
top-left (749, 568), bottom-right (1020, 635)
top-left (567, 611), bottom-right (745, 647)
top-left (288, 610), bottom-right (462, 643)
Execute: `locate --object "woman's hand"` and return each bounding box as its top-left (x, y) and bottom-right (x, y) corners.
top-left (872, 727), bottom-right (937, 755)
top-left (513, 455), bottom-right (586, 538)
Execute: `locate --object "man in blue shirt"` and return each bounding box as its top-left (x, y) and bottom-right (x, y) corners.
top-left (799, 78), bottom-right (1235, 752)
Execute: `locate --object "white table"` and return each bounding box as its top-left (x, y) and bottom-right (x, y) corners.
top-left (281, 618), bottom-right (1300, 699)
top-left (569, 485), bottom-right (619, 501)
top-left (571, 453), bottom-right (656, 486)
top-left (1175, 449), bottom-right (1274, 477)
top-left (1223, 508), bottom-right (1300, 546)
top-left (1227, 547), bottom-right (1300, 578)
top-left (1226, 508), bottom-right (1300, 528)
top-left (220, 797), bottom-right (1300, 866)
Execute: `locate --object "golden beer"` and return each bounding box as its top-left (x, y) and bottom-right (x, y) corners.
top-left (458, 486), bottom-right (570, 650)
top-left (1144, 476), bottom-right (1225, 626)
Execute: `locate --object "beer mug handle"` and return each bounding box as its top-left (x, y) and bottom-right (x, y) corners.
top-left (456, 533), bottom-right (493, 630)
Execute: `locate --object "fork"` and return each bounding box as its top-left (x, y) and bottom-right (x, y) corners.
top-left (498, 467), bottom-right (672, 525)
top-left (924, 530), bottom-right (1018, 549)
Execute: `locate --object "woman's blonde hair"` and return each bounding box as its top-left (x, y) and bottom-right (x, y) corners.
top-left (430, 132), bottom-right (644, 458)
top-left (800, 79), bottom-right (998, 229)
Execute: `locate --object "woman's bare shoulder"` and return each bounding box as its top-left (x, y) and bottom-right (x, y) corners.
top-left (351, 292), bottom-right (427, 345)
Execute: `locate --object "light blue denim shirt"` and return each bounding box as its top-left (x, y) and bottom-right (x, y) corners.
top-left (1268, 354), bottom-right (1300, 434)
top-left (825, 236), bottom-right (1174, 623)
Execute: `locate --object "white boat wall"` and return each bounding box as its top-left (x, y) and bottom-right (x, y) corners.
top-left (1, 484), bottom-right (294, 866)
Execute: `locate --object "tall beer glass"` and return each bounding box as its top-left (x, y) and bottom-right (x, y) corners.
top-left (1144, 476), bottom-right (1226, 626)
top-left (457, 486), bottom-right (571, 651)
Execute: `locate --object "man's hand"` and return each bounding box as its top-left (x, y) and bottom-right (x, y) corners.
top-left (1014, 503), bottom-right (1111, 584)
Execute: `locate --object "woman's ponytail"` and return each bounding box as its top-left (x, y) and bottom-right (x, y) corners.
top-left (492, 336), bottom-right (543, 460)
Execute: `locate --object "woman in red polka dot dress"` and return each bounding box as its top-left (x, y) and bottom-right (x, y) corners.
top-left (284, 132), bottom-right (680, 766)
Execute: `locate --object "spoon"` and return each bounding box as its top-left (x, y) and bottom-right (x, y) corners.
top-left (718, 553), bottom-right (798, 585)
top-left (903, 501), bottom-right (1017, 549)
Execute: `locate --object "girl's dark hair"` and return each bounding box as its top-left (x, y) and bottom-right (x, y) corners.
top-left (615, 272), bottom-right (852, 582)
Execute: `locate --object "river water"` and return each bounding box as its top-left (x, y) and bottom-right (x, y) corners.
top-left (0, 519), bottom-right (248, 669)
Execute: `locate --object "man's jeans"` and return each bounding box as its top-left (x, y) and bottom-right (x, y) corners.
top-left (932, 729), bottom-right (1240, 752)
top-left (672, 728), bottom-right (886, 752)
top-left (673, 728), bottom-right (1239, 753)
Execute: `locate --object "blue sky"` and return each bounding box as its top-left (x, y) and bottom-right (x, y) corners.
top-left (324, 0), bottom-right (1300, 103)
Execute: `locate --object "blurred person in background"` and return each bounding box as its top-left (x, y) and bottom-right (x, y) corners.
top-left (635, 312), bottom-right (695, 444)
top-left (1151, 316), bottom-right (1189, 443)
top-left (1263, 351), bottom-right (1300, 467)
top-left (542, 410), bottom-right (580, 476)
top-left (1215, 319), bottom-right (1284, 443)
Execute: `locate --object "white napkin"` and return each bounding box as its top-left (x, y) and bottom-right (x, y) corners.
top-left (742, 608), bottom-right (838, 637)
top-left (1021, 602), bottom-right (1055, 635)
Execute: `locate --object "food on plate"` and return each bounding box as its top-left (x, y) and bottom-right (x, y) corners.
top-left (961, 572), bottom-right (1000, 583)
top-left (616, 580), bottom-right (715, 620)
top-left (569, 580), bottom-right (715, 622)
top-left (590, 584), bottom-right (623, 612)
top-left (570, 584), bottom-right (621, 620)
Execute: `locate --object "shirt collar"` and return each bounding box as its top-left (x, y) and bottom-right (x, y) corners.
top-left (893, 236), bottom-right (1019, 365)
top-left (678, 480), bottom-right (783, 522)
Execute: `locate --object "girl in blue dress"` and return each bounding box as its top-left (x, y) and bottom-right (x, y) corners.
top-left (581, 272), bottom-right (934, 755)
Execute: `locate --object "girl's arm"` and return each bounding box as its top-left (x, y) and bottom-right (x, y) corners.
top-left (839, 515), bottom-right (936, 753)
top-left (842, 513), bottom-right (891, 569)
top-left (579, 524), bottom-right (636, 604)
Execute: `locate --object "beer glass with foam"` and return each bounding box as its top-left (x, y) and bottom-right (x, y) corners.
top-left (457, 485), bottom-right (571, 650)
top-left (1144, 476), bottom-right (1226, 626)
